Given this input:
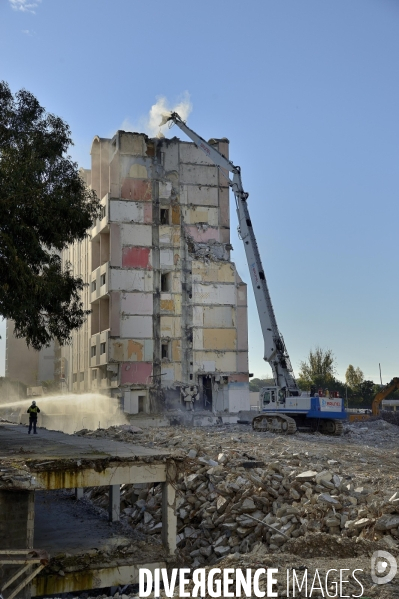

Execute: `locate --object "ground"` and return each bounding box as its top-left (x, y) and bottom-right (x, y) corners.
top-left (3, 417), bottom-right (399, 598)
top-left (71, 418), bottom-right (399, 598)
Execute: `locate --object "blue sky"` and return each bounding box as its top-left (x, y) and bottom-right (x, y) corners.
top-left (1, 0), bottom-right (398, 384)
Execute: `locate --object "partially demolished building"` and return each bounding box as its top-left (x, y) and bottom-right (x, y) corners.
top-left (61, 131), bottom-right (250, 414)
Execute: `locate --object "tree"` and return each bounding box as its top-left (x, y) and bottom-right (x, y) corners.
top-left (297, 346), bottom-right (337, 390)
top-left (345, 364), bottom-right (364, 390)
top-left (0, 82), bottom-right (100, 349)
top-left (249, 377), bottom-right (274, 392)
top-left (358, 380), bottom-right (377, 405)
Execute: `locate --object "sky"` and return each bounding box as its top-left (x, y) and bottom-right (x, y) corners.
top-left (0, 0), bottom-right (398, 384)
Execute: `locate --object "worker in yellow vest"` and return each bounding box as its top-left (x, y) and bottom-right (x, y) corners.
top-left (27, 400), bottom-right (40, 434)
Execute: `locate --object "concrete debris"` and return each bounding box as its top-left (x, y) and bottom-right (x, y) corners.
top-left (295, 470), bottom-right (318, 482)
top-left (185, 231), bottom-right (230, 262)
top-left (0, 461), bottom-right (40, 490)
top-left (77, 418), bottom-right (399, 578)
top-left (375, 514), bottom-right (399, 531)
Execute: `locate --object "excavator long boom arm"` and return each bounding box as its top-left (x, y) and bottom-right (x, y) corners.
top-left (164, 112), bottom-right (298, 394)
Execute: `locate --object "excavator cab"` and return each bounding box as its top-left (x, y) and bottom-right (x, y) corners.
top-left (261, 387), bottom-right (277, 409)
top-left (260, 386), bottom-right (286, 410)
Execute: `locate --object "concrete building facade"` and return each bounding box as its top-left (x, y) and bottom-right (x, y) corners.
top-left (5, 321), bottom-right (55, 388)
top-left (60, 131), bottom-right (250, 414)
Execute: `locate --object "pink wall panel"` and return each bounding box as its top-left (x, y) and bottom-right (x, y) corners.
top-left (185, 225), bottom-right (220, 242)
top-left (144, 203), bottom-right (152, 223)
top-left (121, 362), bottom-right (153, 385)
top-left (109, 291), bottom-right (121, 336)
top-left (229, 373), bottom-right (249, 383)
top-left (122, 247), bottom-right (151, 268)
top-left (110, 223), bottom-right (122, 267)
top-left (121, 179), bottom-right (152, 201)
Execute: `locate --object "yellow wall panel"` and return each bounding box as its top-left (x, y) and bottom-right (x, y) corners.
top-left (192, 261), bottom-right (235, 283)
top-left (203, 329), bottom-right (236, 350)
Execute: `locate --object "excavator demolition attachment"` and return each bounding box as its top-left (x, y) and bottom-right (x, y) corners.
top-left (252, 414), bottom-right (344, 436)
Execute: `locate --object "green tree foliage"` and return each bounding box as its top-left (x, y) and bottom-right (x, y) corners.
top-left (384, 379), bottom-right (399, 400)
top-left (0, 82), bottom-right (100, 349)
top-left (249, 378), bottom-right (274, 392)
top-left (297, 347), bottom-right (337, 391)
top-left (344, 364), bottom-right (369, 406)
top-left (358, 380), bottom-right (377, 404)
top-left (345, 364), bottom-right (364, 390)
top-left (297, 350), bottom-right (380, 407)
top-left (344, 378), bottom-right (380, 407)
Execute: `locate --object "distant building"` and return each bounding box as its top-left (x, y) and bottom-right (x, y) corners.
top-left (5, 320), bottom-right (55, 387)
top-left (382, 399), bottom-right (399, 411)
top-left (60, 131), bottom-right (250, 414)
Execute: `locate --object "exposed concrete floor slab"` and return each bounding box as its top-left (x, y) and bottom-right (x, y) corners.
top-left (0, 423), bottom-right (171, 462)
top-left (0, 423), bottom-right (175, 490)
top-left (0, 424), bottom-right (174, 596)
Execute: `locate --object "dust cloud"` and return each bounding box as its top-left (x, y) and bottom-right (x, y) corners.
top-left (121, 91), bottom-right (192, 138)
top-left (0, 393), bottom-right (128, 435)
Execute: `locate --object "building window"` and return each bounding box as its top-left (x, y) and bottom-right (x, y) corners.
top-left (161, 272), bottom-right (171, 292)
top-left (91, 346), bottom-right (96, 357)
top-left (100, 273), bottom-right (106, 286)
top-left (138, 395), bottom-right (145, 413)
top-left (91, 281), bottom-right (96, 292)
top-left (100, 342), bottom-right (106, 355)
top-left (80, 372), bottom-right (85, 382)
top-left (73, 373), bottom-right (77, 383)
top-left (91, 369), bottom-right (97, 381)
top-left (160, 208), bottom-right (169, 225)
top-left (161, 341), bottom-right (170, 360)
top-left (99, 205), bottom-right (106, 220)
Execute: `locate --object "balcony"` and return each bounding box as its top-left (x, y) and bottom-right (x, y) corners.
top-left (90, 330), bottom-right (109, 368)
top-left (90, 363), bottom-right (118, 391)
top-left (92, 194), bottom-right (109, 238)
top-left (91, 262), bottom-right (109, 303)
top-left (91, 376), bottom-right (109, 390)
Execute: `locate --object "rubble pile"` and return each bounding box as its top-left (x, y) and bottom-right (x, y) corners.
top-left (381, 410), bottom-right (399, 427)
top-left (137, 456), bottom-right (399, 566)
top-left (164, 543), bottom-right (396, 599)
top-left (78, 420), bottom-right (399, 569)
top-left (346, 418), bottom-right (399, 445)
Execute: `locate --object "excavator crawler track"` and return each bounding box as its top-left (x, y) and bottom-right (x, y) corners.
top-left (252, 413), bottom-right (297, 434)
top-left (319, 419), bottom-right (344, 436)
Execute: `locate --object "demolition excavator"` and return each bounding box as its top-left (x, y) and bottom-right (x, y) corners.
top-left (162, 112), bottom-right (346, 435)
top-left (349, 377), bottom-right (399, 422)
